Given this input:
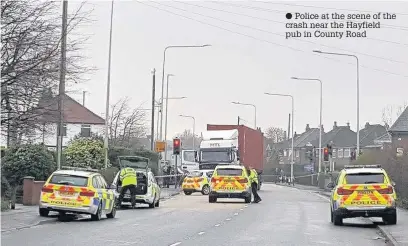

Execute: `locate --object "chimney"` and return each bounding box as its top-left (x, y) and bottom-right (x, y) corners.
top-left (294, 131), bottom-right (297, 138)
top-left (306, 124), bottom-right (310, 132)
top-left (333, 121), bottom-right (338, 129)
top-left (321, 125), bottom-right (324, 133)
top-left (346, 122), bottom-right (350, 129)
top-left (365, 122), bottom-right (370, 129)
top-left (283, 131), bottom-right (287, 140)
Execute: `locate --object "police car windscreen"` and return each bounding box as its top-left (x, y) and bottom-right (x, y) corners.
top-left (345, 173), bottom-right (385, 184)
top-left (217, 168), bottom-right (243, 176)
top-left (50, 174), bottom-right (88, 187)
top-left (188, 171), bottom-right (203, 177)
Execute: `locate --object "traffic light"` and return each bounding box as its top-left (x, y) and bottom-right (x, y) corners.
top-left (327, 143), bottom-right (333, 155)
top-left (323, 147), bottom-right (329, 161)
top-left (173, 138), bottom-right (181, 155)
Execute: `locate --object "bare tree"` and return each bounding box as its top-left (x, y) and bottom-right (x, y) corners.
top-left (265, 127), bottom-right (286, 143)
top-left (174, 129), bottom-right (201, 149)
top-left (1, 0), bottom-right (92, 144)
top-left (382, 102), bottom-right (408, 130)
top-left (108, 97), bottom-right (148, 148)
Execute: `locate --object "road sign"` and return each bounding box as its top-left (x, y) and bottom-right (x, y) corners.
top-left (155, 141), bottom-right (166, 152)
top-left (397, 148), bottom-right (404, 157)
top-left (304, 164), bottom-right (314, 172)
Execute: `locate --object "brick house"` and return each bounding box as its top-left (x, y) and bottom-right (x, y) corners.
top-left (388, 106), bottom-right (408, 154)
top-left (32, 92), bottom-right (105, 148)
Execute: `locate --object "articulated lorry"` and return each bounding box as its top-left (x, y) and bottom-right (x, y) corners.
top-left (198, 124), bottom-right (265, 190)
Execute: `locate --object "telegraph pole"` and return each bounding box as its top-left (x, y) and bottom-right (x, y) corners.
top-left (56, 0), bottom-right (68, 170)
top-left (150, 69), bottom-right (156, 151)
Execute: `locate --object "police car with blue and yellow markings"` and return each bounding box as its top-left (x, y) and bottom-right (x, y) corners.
top-left (39, 166), bottom-right (116, 221)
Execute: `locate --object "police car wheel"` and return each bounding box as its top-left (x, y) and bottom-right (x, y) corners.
top-left (107, 203), bottom-right (116, 219)
top-left (333, 213), bottom-right (343, 226)
top-left (91, 204), bottom-right (102, 221)
top-left (149, 195), bottom-right (157, 208)
top-left (39, 208), bottom-right (49, 217)
top-left (155, 200), bottom-right (160, 207)
top-left (244, 195), bottom-right (251, 204)
top-left (201, 185), bottom-right (210, 195)
top-left (383, 211), bottom-right (397, 225)
top-left (209, 196), bottom-right (217, 203)
top-left (184, 191), bottom-right (193, 195)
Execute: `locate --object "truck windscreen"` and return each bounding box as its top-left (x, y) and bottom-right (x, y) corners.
top-left (201, 151), bottom-right (230, 163)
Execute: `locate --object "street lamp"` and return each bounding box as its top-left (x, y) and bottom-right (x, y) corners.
top-left (313, 49), bottom-right (360, 157)
top-left (231, 101), bottom-right (257, 128)
top-left (164, 74), bottom-right (175, 157)
top-left (159, 44), bottom-right (211, 142)
top-left (179, 115), bottom-right (196, 150)
top-left (104, 0), bottom-right (115, 169)
top-left (291, 77), bottom-right (323, 174)
top-left (264, 92), bottom-right (295, 183)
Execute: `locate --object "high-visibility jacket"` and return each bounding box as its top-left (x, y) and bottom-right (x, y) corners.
top-left (249, 169), bottom-right (258, 184)
top-left (119, 167), bottom-right (137, 187)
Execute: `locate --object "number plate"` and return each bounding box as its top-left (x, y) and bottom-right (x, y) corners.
top-left (60, 192), bottom-right (75, 196)
top-left (358, 190), bottom-right (373, 194)
top-left (50, 200), bottom-right (78, 207)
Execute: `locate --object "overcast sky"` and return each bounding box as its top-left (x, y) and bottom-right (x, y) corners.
top-left (68, 0), bottom-right (408, 138)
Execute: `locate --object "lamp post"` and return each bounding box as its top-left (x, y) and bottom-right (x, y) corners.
top-left (103, 0), bottom-right (115, 169)
top-left (164, 74), bottom-right (175, 158)
top-left (231, 101), bottom-right (257, 129)
top-left (179, 115), bottom-right (196, 150)
top-left (313, 50), bottom-right (360, 157)
top-left (264, 93), bottom-right (294, 183)
top-left (291, 77), bottom-right (323, 174)
top-left (159, 44), bottom-right (211, 141)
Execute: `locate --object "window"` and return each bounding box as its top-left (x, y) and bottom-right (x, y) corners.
top-left (216, 168), bottom-right (243, 176)
top-left (338, 148), bottom-right (344, 158)
top-left (81, 124), bottom-right (91, 137)
top-left (345, 173), bottom-right (385, 184)
top-left (283, 150), bottom-right (287, 157)
top-left (92, 176), bottom-right (102, 188)
top-left (188, 171), bottom-right (204, 177)
top-left (332, 149), bottom-right (337, 158)
top-left (344, 148), bottom-right (351, 158)
top-left (50, 174), bottom-right (88, 187)
top-left (97, 176), bottom-right (107, 188)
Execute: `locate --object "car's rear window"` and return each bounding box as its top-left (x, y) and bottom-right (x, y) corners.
top-left (50, 174), bottom-right (89, 187)
top-left (345, 173), bottom-right (385, 184)
top-left (216, 168), bottom-right (243, 176)
top-left (188, 171), bottom-right (203, 177)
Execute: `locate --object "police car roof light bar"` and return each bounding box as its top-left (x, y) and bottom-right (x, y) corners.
top-left (344, 164), bottom-right (382, 169)
top-left (61, 166), bottom-right (100, 172)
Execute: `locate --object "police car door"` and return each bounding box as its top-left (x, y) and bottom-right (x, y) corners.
top-left (92, 176), bottom-right (105, 210)
top-left (98, 175), bottom-right (113, 212)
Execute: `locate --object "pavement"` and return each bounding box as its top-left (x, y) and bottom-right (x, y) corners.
top-left (1, 188), bottom-right (180, 233)
top-left (275, 182), bottom-right (408, 246)
top-left (1, 184), bottom-right (394, 246)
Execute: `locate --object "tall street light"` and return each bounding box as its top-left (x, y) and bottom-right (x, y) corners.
top-left (164, 74), bottom-right (175, 157)
top-left (159, 44), bottom-right (211, 142)
top-left (291, 77), bottom-right (323, 175)
top-left (313, 50), bottom-right (360, 157)
top-left (104, 0), bottom-right (115, 169)
top-left (264, 92), bottom-right (294, 182)
top-left (231, 102), bottom-right (257, 129)
top-left (179, 115), bottom-right (196, 150)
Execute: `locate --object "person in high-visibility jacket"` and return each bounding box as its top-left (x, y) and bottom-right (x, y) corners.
top-left (248, 166), bottom-right (262, 203)
top-left (118, 167), bottom-right (138, 208)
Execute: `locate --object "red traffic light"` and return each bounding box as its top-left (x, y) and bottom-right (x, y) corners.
top-left (324, 148), bottom-right (329, 155)
top-left (174, 139), bottom-right (180, 146)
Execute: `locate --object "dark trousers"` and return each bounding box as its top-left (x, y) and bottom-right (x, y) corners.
top-left (118, 184), bottom-right (137, 206)
top-left (251, 182), bottom-right (261, 201)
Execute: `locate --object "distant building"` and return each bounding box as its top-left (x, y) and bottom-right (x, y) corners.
top-left (388, 106), bottom-right (408, 152)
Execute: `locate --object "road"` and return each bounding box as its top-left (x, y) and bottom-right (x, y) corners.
top-left (1, 184), bottom-right (388, 246)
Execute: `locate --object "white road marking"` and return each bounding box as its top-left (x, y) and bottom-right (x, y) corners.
top-left (226, 218), bottom-right (231, 221)
top-left (244, 205), bottom-right (248, 208)
top-left (215, 224), bottom-right (220, 227)
top-left (198, 231), bottom-right (205, 235)
top-left (240, 208), bottom-right (244, 211)
top-left (169, 242), bottom-right (181, 246)
top-left (234, 212), bottom-right (238, 216)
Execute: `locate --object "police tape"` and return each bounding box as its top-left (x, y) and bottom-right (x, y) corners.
top-left (155, 174), bottom-right (185, 178)
top-left (262, 174), bottom-right (318, 179)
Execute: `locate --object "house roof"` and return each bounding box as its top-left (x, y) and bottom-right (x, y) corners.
top-left (280, 127), bottom-right (321, 149)
top-left (374, 132), bottom-right (392, 144)
top-left (310, 124), bottom-right (356, 148)
top-left (389, 106), bottom-right (408, 132)
top-left (358, 123), bottom-right (388, 147)
top-left (36, 94), bottom-right (105, 125)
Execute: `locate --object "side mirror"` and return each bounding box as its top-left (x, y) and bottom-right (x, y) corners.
top-left (327, 182), bottom-right (335, 189)
top-left (108, 184), bottom-right (116, 189)
top-left (392, 181), bottom-right (396, 186)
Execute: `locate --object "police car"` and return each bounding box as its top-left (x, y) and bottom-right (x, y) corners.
top-left (182, 170), bottom-right (213, 195)
top-left (328, 165), bottom-right (397, 226)
top-left (111, 156), bottom-right (161, 208)
top-left (39, 167), bottom-right (116, 221)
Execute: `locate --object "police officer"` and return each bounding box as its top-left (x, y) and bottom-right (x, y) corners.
top-left (117, 167), bottom-right (137, 208)
top-left (248, 166), bottom-right (262, 203)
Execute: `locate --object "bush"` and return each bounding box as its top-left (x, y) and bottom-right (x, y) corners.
top-left (1, 144), bottom-right (56, 187)
top-left (64, 138), bottom-right (106, 169)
